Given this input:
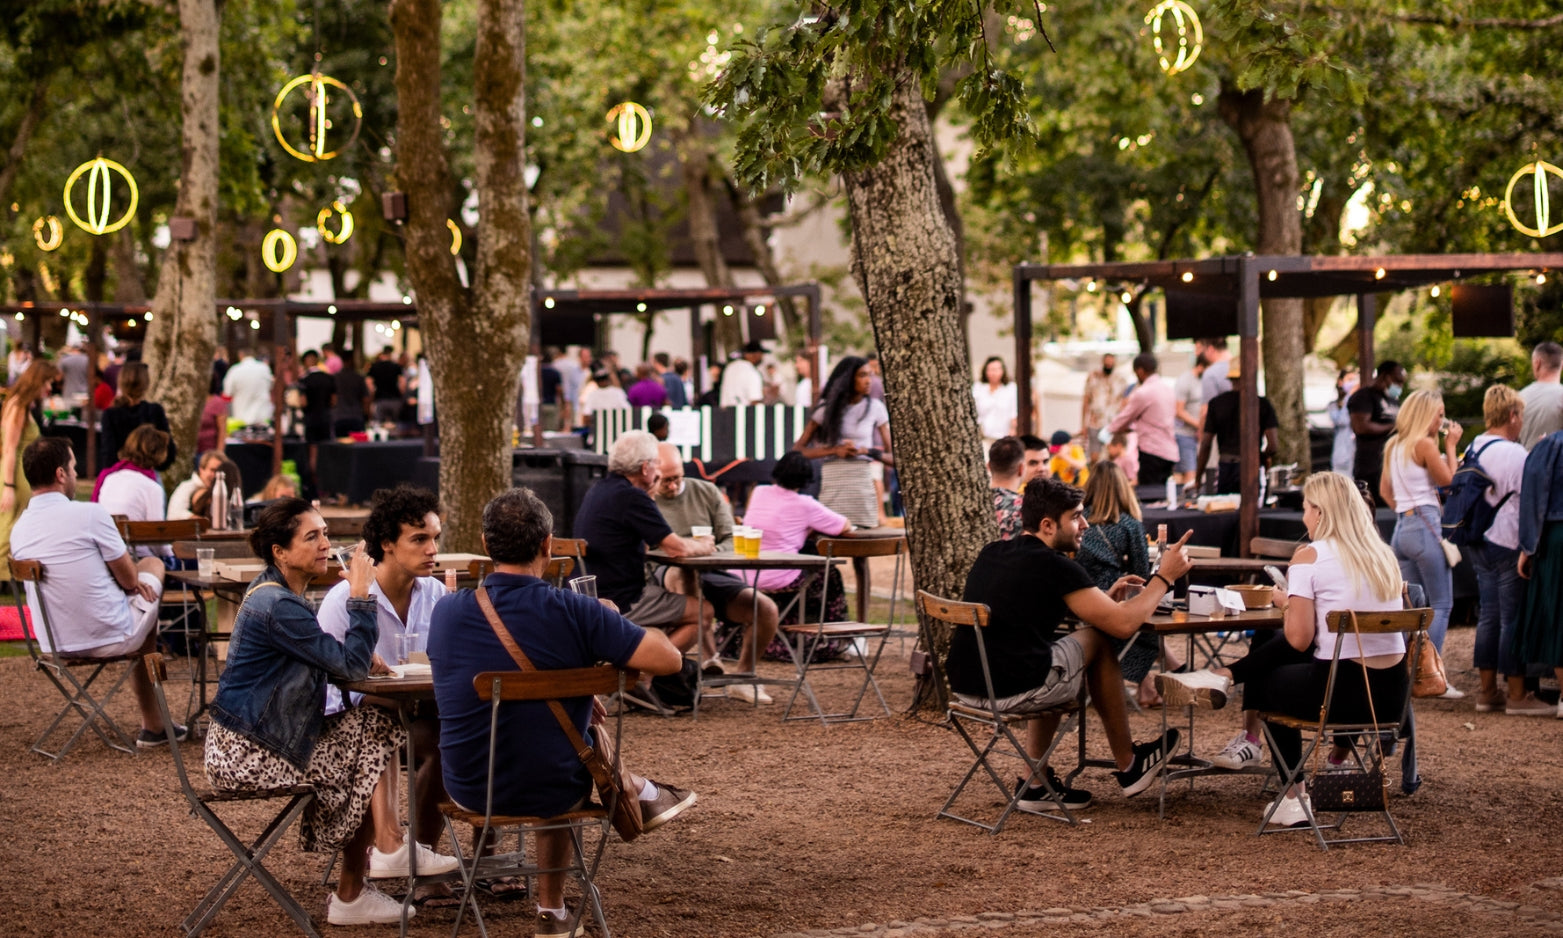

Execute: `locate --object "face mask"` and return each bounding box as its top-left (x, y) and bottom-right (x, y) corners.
top-left (1386, 383), bottom-right (1403, 401)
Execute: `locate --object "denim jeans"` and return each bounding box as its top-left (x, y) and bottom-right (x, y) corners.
top-left (1392, 505), bottom-right (1453, 651)
top-left (1470, 541), bottom-right (1522, 675)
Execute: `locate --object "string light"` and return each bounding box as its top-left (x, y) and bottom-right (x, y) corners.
top-left (1430, 285), bottom-right (1441, 298)
top-left (607, 102), bottom-right (653, 153)
top-left (63, 157), bottom-right (139, 235)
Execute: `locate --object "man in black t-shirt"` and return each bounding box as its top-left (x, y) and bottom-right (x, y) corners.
top-left (367, 348), bottom-right (405, 425)
top-left (947, 477), bottom-right (1192, 808)
top-left (1347, 360), bottom-right (1405, 506)
top-left (296, 350), bottom-right (338, 500)
top-left (1193, 358), bottom-right (1279, 494)
top-left (573, 431), bottom-right (716, 653)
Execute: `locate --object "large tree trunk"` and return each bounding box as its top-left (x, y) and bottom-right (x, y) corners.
top-left (0, 76), bottom-right (48, 211)
top-left (392, 0), bottom-right (531, 553)
top-left (679, 133), bottom-right (742, 355)
top-left (842, 81), bottom-right (992, 712)
top-left (1219, 85), bottom-right (1309, 471)
top-left (143, 0), bottom-right (222, 494)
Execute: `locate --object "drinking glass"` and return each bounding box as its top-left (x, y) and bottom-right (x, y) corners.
top-left (568, 575), bottom-right (598, 598)
top-left (195, 547), bottom-right (216, 578)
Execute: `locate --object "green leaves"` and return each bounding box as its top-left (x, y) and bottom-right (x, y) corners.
top-left (705, 0), bottom-right (1043, 193)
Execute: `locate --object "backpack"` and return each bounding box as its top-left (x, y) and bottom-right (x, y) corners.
top-left (1441, 439), bottom-right (1514, 547)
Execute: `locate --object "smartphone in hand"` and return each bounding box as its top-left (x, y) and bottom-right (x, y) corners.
top-left (1264, 564), bottom-right (1288, 592)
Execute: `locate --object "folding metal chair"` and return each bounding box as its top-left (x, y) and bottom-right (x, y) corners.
top-left (781, 536), bottom-right (905, 725)
top-left (919, 590), bottom-right (1082, 833)
top-left (10, 559), bottom-right (140, 759)
top-left (1256, 607), bottom-right (1432, 849)
top-left (143, 653), bottom-right (320, 937)
top-left (441, 666), bottom-right (626, 938)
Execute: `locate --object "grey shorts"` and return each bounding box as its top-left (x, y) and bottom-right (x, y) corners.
top-left (626, 580), bottom-right (692, 629)
top-left (956, 633), bottom-right (1087, 716)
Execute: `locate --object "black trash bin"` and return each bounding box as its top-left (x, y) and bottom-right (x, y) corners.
top-left (560, 450), bottom-right (609, 537)
top-left (514, 449), bottom-right (568, 531)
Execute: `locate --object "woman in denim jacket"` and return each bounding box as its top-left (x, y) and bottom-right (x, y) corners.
top-left (206, 498), bottom-right (410, 925)
top-left (1515, 428), bottom-right (1563, 717)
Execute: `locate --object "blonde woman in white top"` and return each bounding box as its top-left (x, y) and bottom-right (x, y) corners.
top-left (1381, 389), bottom-right (1461, 660)
top-left (1162, 472), bottom-right (1407, 828)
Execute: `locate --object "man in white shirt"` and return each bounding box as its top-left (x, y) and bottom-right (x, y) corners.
top-left (1465, 386), bottom-right (1548, 715)
top-left (222, 348), bottom-right (275, 425)
top-left (10, 437), bottom-right (179, 746)
top-left (719, 341), bottom-right (767, 407)
top-left (317, 485), bottom-right (460, 884)
top-left (1520, 341), bottom-right (1563, 449)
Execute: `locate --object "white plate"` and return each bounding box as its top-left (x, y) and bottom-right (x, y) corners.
top-left (389, 663), bottom-right (432, 679)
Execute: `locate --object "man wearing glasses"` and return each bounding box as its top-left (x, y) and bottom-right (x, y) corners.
top-left (649, 443), bottom-right (780, 703)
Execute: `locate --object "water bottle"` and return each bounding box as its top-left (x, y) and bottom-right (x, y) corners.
top-left (228, 481), bottom-right (245, 531)
top-left (1165, 476), bottom-right (1178, 508)
top-left (210, 472), bottom-right (228, 530)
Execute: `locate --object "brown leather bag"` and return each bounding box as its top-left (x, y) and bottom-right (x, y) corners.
top-left (474, 587), bottom-right (644, 842)
top-left (1408, 630), bottom-right (1448, 698)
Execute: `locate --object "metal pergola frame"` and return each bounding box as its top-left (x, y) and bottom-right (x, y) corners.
top-left (1013, 252), bottom-right (1563, 555)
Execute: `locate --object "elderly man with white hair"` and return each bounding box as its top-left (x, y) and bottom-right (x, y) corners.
top-left (574, 431), bottom-right (716, 655)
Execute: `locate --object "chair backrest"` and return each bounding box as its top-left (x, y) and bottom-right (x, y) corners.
top-left (915, 590), bottom-right (1000, 708)
top-left (326, 515), bottom-right (366, 539)
top-left (468, 559), bottom-right (495, 578)
top-left (818, 535), bottom-right (908, 626)
top-left (9, 559), bottom-right (58, 662)
top-left (465, 557), bottom-right (575, 585)
top-left (551, 538), bottom-right (589, 574)
top-left (1249, 536), bottom-right (1299, 560)
top-left (119, 518), bottom-right (209, 545)
top-left (143, 653), bottom-right (201, 802)
top-left (469, 665), bottom-right (626, 822)
top-left (1325, 608), bottom-right (1434, 635)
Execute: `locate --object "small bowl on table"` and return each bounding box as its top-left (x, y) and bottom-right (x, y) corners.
top-left (1229, 584), bottom-right (1274, 609)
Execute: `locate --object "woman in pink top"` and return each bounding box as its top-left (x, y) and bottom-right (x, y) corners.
top-left (738, 452), bottom-right (853, 659)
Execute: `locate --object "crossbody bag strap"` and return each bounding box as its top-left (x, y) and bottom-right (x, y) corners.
top-left (1313, 611), bottom-right (1385, 774)
top-left (474, 586), bottom-right (599, 766)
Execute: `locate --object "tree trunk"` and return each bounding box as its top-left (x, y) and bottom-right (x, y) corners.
top-left (679, 133), bottom-right (742, 355)
top-left (1219, 85), bottom-right (1309, 471)
top-left (143, 0), bottom-right (222, 495)
top-left (0, 76), bottom-right (48, 211)
top-left (722, 171), bottom-right (802, 345)
top-left (112, 228), bottom-right (147, 303)
top-left (842, 80), bottom-right (992, 713)
top-left (392, 0), bottom-right (531, 553)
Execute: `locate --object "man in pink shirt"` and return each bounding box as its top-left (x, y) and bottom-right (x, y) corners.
top-left (1106, 353), bottom-right (1179, 488)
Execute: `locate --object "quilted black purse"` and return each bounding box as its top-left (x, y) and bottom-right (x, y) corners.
top-left (1309, 611), bottom-right (1389, 813)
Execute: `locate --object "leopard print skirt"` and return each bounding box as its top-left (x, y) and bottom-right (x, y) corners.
top-left (205, 705), bottom-right (404, 852)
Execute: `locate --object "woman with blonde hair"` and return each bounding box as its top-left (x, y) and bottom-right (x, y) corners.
top-left (1380, 389), bottom-right (1460, 669)
top-left (0, 358), bottom-right (62, 576)
top-left (1163, 471), bottom-right (1407, 827)
top-left (1077, 461), bottom-right (1180, 706)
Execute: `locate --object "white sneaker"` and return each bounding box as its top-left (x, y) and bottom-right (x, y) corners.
top-left (727, 683), bottom-right (773, 705)
top-left (1264, 793), bottom-right (1312, 828)
top-left (1210, 732), bottom-right (1263, 770)
top-left (1437, 685), bottom-right (1466, 700)
top-left (327, 884), bottom-right (411, 925)
top-left (1155, 670), bottom-right (1232, 710)
top-left (368, 835), bottom-right (460, 878)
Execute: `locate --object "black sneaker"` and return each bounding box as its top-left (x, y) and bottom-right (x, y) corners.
top-left (136, 724), bottom-right (190, 749)
top-left (1015, 767), bottom-right (1092, 812)
top-left (1113, 728), bottom-right (1180, 797)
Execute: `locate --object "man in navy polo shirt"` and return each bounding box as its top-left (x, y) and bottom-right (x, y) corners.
top-left (430, 487), bottom-right (696, 936)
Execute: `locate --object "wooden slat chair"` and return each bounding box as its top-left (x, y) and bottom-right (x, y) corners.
top-left (440, 666), bottom-right (626, 938)
top-left (780, 536), bottom-right (906, 725)
top-left (1256, 607), bottom-right (1433, 850)
top-left (550, 537), bottom-right (589, 577)
top-left (127, 520), bottom-right (213, 689)
top-left (143, 654), bottom-right (320, 938)
top-left (465, 556), bottom-right (575, 587)
top-left (1249, 536), bottom-right (1301, 560)
top-left (10, 560), bottom-right (139, 759)
top-left (918, 590), bottom-right (1083, 833)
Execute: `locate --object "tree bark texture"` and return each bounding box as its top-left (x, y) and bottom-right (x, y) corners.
top-left (842, 79), bottom-right (993, 712)
top-left (679, 133), bottom-right (742, 355)
top-left (392, 0), bottom-right (532, 553)
top-left (143, 0), bottom-right (222, 494)
top-left (1219, 85), bottom-right (1310, 471)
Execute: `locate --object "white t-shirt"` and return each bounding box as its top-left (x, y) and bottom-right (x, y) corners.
top-left (10, 493), bottom-right (138, 653)
top-left (1173, 369), bottom-right (1203, 438)
top-left (223, 357), bottom-right (275, 425)
top-left (719, 359), bottom-right (764, 407)
top-left (815, 397), bottom-right (890, 453)
top-left (167, 474), bottom-right (202, 521)
top-left (317, 575), bottom-right (448, 713)
top-left (972, 382), bottom-right (1018, 440)
top-left (581, 385), bottom-right (630, 417)
top-left (1469, 433), bottom-right (1527, 550)
top-left (96, 470), bottom-right (169, 558)
top-left (1287, 538), bottom-right (1405, 661)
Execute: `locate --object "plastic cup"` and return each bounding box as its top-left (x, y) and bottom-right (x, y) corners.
top-left (333, 544), bottom-right (355, 570)
top-left (390, 631), bottom-right (409, 666)
top-left (745, 528), bottom-right (763, 558)
top-left (690, 525), bottom-right (713, 539)
top-left (569, 575), bottom-right (598, 598)
top-left (196, 547), bottom-right (216, 578)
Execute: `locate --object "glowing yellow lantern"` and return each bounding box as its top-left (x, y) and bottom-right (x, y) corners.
top-left (262, 228), bottom-right (299, 272)
top-left (271, 73), bottom-right (364, 163)
top-left (32, 216), bottom-right (63, 251)
top-left (1145, 1), bottom-right (1203, 76)
top-left (317, 200), bottom-right (355, 244)
top-left (1503, 160), bottom-right (1563, 238)
top-left (607, 102), bottom-right (653, 153)
top-left (63, 157), bottom-right (139, 235)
